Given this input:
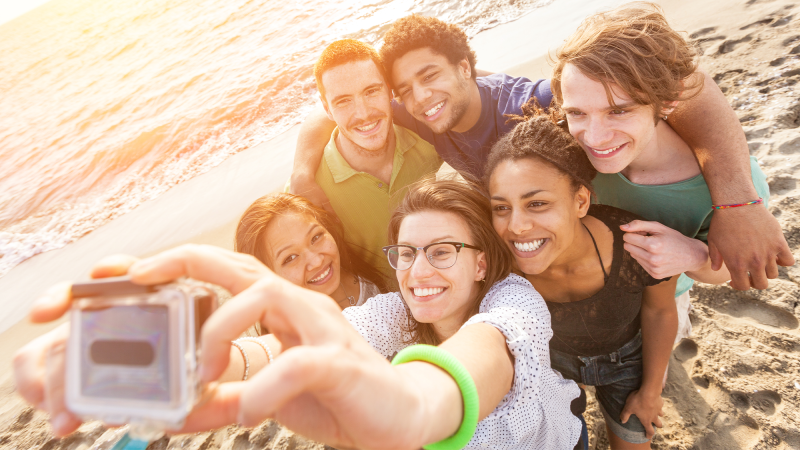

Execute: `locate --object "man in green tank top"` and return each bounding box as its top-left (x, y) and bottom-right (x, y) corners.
top-left (551, 4), bottom-right (780, 343)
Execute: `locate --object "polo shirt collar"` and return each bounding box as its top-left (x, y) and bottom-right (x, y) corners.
top-left (324, 124), bottom-right (417, 185)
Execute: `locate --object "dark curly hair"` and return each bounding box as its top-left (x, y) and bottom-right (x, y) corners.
top-left (483, 101), bottom-right (597, 194)
top-left (380, 15), bottom-right (477, 86)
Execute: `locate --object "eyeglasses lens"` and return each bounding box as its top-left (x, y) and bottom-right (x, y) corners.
top-left (387, 244), bottom-right (458, 270)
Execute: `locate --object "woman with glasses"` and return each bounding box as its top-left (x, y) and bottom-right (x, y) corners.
top-left (485, 106), bottom-right (679, 450)
top-left (16, 179), bottom-right (586, 450)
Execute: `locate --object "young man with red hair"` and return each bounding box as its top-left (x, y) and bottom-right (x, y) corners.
top-left (298, 39), bottom-right (441, 285)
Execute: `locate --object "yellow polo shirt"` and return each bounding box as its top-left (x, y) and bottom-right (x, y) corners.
top-left (317, 125), bottom-right (442, 285)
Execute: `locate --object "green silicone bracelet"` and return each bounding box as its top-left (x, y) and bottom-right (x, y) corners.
top-left (391, 344), bottom-right (479, 450)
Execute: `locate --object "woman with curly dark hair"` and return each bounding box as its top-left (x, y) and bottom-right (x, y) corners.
top-left (485, 104), bottom-right (679, 449)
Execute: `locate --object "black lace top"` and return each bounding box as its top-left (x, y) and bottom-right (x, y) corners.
top-left (545, 204), bottom-right (668, 356)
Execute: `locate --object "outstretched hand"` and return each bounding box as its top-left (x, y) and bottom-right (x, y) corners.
top-left (132, 247), bottom-right (430, 448)
top-left (708, 206), bottom-right (794, 290)
top-left (14, 245), bottom-right (444, 450)
top-left (13, 254), bottom-right (139, 437)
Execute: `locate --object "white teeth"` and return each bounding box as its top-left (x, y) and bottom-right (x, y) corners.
top-left (413, 287), bottom-right (445, 297)
top-left (309, 266), bottom-right (331, 283)
top-left (594, 145), bottom-right (622, 155)
top-left (514, 239), bottom-right (545, 252)
top-left (424, 102), bottom-right (444, 117)
top-left (355, 121), bottom-right (378, 132)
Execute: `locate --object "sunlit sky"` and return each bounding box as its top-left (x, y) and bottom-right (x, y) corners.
top-left (0, 0), bottom-right (53, 25)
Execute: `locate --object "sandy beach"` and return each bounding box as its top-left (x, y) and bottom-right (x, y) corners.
top-left (2, 0), bottom-right (799, 448)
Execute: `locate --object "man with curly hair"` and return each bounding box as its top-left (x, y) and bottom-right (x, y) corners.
top-left (289, 13), bottom-right (790, 292)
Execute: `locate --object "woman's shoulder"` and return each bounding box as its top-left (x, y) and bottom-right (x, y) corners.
top-left (481, 274), bottom-right (546, 309)
top-left (344, 291), bottom-right (406, 320)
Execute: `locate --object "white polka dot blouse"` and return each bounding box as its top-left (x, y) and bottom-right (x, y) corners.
top-left (342, 274), bottom-right (582, 450)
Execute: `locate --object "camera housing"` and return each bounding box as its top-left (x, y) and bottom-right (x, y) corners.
top-left (65, 276), bottom-right (216, 429)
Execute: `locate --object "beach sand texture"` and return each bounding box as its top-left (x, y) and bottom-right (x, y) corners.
top-left (3, 0), bottom-right (800, 448)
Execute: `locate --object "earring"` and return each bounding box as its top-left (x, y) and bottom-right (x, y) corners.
top-left (662, 115), bottom-right (669, 121)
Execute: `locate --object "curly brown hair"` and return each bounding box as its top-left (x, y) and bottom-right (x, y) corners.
top-left (387, 177), bottom-right (513, 346)
top-left (484, 101), bottom-right (597, 194)
top-left (380, 15), bottom-right (477, 86)
top-left (314, 39), bottom-right (389, 101)
top-left (551, 2), bottom-right (703, 123)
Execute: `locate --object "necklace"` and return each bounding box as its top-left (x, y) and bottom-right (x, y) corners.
top-left (344, 274), bottom-right (359, 306)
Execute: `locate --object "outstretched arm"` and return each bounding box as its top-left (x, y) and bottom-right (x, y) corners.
top-left (667, 69), bottom-right (794, 289)
top-left (15, 246), bottom-right (516, 450)
top-left (289, 106), bottom-right (337, 213)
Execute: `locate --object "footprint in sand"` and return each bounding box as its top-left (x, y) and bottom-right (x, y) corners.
top-left (704, 290), bottom-right (800, 330)
top-left (674, 338), bottom-right (699, 362)
top-left (769, 175), bottom-right (798, 195)
top-left (718, 34), bottom-right (754, 54)
top-left (750, 390), bottom-right (782, 415)
top-left (783, 34), bottom-right (800, 53)
top-left (690, 27), bottom-right (726, 55)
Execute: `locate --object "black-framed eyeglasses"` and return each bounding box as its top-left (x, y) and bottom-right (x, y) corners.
top-left (381, 242), bottom-right (482, 271)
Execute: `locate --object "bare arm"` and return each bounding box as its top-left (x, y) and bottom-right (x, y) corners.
top-left (620, 276), bottom-right (678, 439)
top-left (668, 69), bottom-right (794, 289)
top-left (289, 106), bottom-right (337, 212)
top-left (684, 242), bottom-right (731, 285)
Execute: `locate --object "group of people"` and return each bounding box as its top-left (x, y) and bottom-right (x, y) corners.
top-left (14, 2), bottom-right (794, 450)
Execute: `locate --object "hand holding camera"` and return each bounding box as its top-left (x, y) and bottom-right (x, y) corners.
top-left (14, 247), bottom-right (270, 437)
top-left (14, 245), bottom-right (420, 450)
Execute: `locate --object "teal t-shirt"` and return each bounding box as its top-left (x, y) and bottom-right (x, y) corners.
top-left (593, 156), bottom-right (769, 296)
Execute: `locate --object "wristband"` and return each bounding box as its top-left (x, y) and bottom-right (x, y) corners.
top-left (391, 345), bottom-right (479, 450)
top-left (712, 197), bottom-right (763, 210)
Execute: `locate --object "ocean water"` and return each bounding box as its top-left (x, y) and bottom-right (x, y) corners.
top-left (0, 0), bottom-right (552, 278)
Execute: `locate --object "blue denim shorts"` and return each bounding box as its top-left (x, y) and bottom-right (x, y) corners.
top-left (550, 331), bottom-right (650, 444)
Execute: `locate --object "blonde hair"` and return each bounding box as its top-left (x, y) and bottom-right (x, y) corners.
top-left (551, 2), bottom-right (703, 122)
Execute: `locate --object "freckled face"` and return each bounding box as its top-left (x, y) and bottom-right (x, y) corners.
top-left (561, 63), bottom-right (659, 174)
top-left (391, 47), bottom-right (472, 134)
top-left (395, 211), bottom-right (485, 325)
top-left (489, 158), bottom-right (584, 275)
top-left (263, 213), bottom-right (341, 297)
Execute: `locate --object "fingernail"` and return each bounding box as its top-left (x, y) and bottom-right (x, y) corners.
top-left (51, 412), bottom-right (71, 434)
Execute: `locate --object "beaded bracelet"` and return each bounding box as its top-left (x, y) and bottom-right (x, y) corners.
top-left (391, 345), bottom-right (479, 450)
top-left (230, 340), bottom-right (250, 381)
top-left (236, 337), bottom-right (274, 364)
top-left (712, 197), bottom-right (763, 210)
